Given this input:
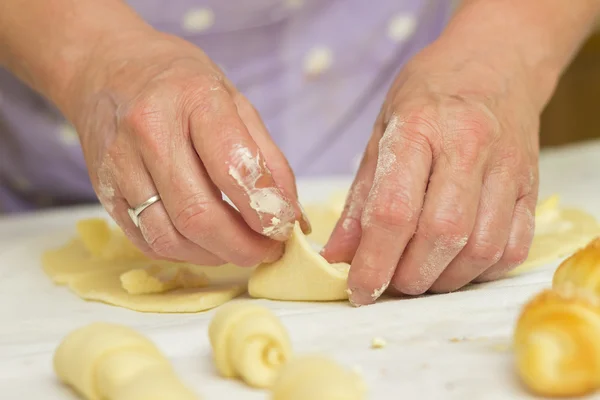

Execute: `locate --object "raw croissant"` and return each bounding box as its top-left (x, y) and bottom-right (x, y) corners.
top-left (208, 302), bottom-right (292, 388)
top-left (553, 237), bottom-right (600, 294)
top-left (54, 323), bottom-right (198, 400)
top-left (271, 355), bottom-right (366, 400)
top-left (514, 288), bottom-right (600, 397)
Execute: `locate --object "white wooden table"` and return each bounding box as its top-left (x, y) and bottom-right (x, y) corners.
top-left (1, 140), bottom-right (600, 399)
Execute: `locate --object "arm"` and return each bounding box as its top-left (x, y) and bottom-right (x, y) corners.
top-left (439, 0), bottom-right (600, 108)
top-left (0, 0), bottom-right (151, 115)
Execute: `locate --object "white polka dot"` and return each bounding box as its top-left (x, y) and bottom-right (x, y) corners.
top-left (58, 123), bottom-right (79, 145)
top-left (303, 46), bottom-right (334, 76)
top-left (182, 8), bottom-right (215, 33)
top-left (284, 0), bottom-right (304, 9)
top-left (387, 13), bottom-right (417, 42)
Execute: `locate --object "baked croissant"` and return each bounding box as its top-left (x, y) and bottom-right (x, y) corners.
top-left (553, 237), bottom-right (600, 294)
top-left (514, 288), bottom-right (600, 397)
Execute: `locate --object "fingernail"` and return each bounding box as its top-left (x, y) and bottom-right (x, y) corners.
top-left (348, 288), bottom-right (375, 307)
top-left (297, 202), bottom-right (312, 235)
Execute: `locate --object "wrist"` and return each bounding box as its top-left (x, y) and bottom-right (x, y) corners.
top-left (435, 0), bottom-right (600, 111)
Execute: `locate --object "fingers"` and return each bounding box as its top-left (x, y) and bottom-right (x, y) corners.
top-left (107, 152), bottom-right (225, 265)
top-left (476, 189), bottom-right (537, 282)
top-left (390, 130), bottom-right (489, 295)
top-left (321, 127), bottom-right (381, 264)
top-left (95, 154), bottom-right (154, 256)
top-left (347, 116), bottom-right (432, 306)
top-left (233, 93), bottom-right (310, 233)
top-left (428, 170), bottom-right (517, 293)
top-left (189, 85), bottom-right (297, 241)
top-left (129, 99), bottom-right (283, 268)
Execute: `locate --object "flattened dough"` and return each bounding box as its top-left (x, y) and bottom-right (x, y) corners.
top-left (248, 223), bottom-right (350, 301)
top-left (68, 268), bottom-right (246, 313)
top-left (509, 195), bottom-right (600, 276)
top-left (42, 219), bottom-right (253, 313)
top-left (54, 322), bottom-right (198, 399)
top-left (271, 355), bottom-right (366, 400)
top-left (208, 302), bottom-right (292, 388)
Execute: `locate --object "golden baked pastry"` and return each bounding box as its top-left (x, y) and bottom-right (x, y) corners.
top-left (553, 237), bottom-right (600, 294)
top-left (514, 288), bottom-right (600, 397)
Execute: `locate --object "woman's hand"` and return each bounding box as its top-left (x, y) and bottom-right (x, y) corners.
top-left (323, 40), bottom-right (542, 305)
top-left (68, 31), bottom-right (309, 267)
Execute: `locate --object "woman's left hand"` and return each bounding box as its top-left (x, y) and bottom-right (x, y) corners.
top-left (323, 41), bottom-right (542, 306)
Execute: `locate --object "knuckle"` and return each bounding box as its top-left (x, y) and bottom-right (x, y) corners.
top-left (172, 195), bottom-right (214, 239)
top-left (186, 83), bottom-right (228, 120)
top-left (421, 213), bottom-right (469, 243)
top-left (120, 96), bottom-right (164, 134)
top-left (448, 111), bottom-right (498, 170)
top-left (363, 189), bottom-right (418, 233)
top-left (502, 242), bottom-right (530, 267)
top-left (145, 230), bottom-right (179, 257)
top-left (465, 235), bottom-right (504, 264)
top-left (401, 109), bottom-right (444, 139)
top-left (496, 146), bottom-right (523, 171)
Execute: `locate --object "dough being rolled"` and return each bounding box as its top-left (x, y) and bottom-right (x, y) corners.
top-left (553, 237), bottom-right (600, 294)
top-left (248, 223), bottom-right (350, 301)
top-left (514, 288), bottom-right (600, 397)
top-left (271, 355), bottom-right (366, 400)
top-left (208, 302), bottom-right (292, 388)
top-left (54, 322), bottom-right (198, 400)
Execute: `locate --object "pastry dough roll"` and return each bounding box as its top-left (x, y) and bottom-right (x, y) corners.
top-left (514, 288), bottom-right (600, 397)
top-left (553, 237), bottom-right (600, 294)
top-left (54, 323), bottom-right (164, 400)
top-left (271, 355), bottom-right (366, 400)
top-left (208, 303), bottom-right (292, 388)
top-left (105, 363), bottom-right (198, 400)
top-left (95, 351), bottom-right (170, 398)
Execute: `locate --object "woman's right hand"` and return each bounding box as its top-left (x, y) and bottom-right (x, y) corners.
top-left (67, 30), bottom-right (310, 267)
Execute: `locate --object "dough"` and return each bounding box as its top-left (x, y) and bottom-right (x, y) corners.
top-left (553, 237), bottom-right (600, 294)
top-left (42, 218), bottom-right (253, 313)
top-left (208, 302), bottom-right (292, 388)
top-left (248, 222), bottom-right (350, 301)
top-left (68, 268), bottom-right (246, 313)
top-left (507, 195), bottom-right (600, 276)
top-left (120, 265), bottom-right (210, 295)
top-left (271, 355), bottom-right (366, 400)
top-left (78, 218), bottom-right (147, 261)
top-left (303, 189), bottom-right (347, 246)
top-left (513, 287), bottom-right (600, 397)
top-left (75, 218), bottom-right (112, 258)
top-left (54, 322), bottom-right (198, 400)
